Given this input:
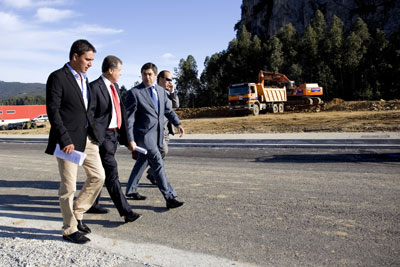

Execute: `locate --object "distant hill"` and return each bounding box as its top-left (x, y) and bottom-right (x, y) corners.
top-left (0, 81), bottom-right (45, 100)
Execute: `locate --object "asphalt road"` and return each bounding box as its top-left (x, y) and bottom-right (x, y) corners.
top-left (0, 143), bottom-right (399, 266)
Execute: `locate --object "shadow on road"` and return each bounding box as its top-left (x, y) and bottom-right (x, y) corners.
top-left (0, 182), bottom-right (168, 237)
top-left (0, 179), bottom-right (60, 190)
top-left (255, 153), bottom-right (400, 163)
top-left (0, 225), bottom-right (60, 241)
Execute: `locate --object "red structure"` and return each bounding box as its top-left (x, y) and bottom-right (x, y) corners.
top-left (0, 105), bottom-right (46, 125)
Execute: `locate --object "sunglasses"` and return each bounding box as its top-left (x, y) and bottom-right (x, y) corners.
top-left (165, 77), bottom-right (173, 82)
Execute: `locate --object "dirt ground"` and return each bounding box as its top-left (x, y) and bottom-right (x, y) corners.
top-left (2, 99), bottom-right (400, 135)
top-left (178, 99), bottom-right (400, 133)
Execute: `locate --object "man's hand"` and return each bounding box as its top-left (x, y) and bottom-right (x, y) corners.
top-left (127, 141), bottom-right (136, 152)
top-left (177, 124), bottom-right (184, 137)
top-left (166, 83), bottom-right (174, 92)
top-left (62, 144), bottom-right (75, 154)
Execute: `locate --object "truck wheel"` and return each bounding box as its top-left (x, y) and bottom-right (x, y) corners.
top-left (252, 105), bottom-right (260, 116)
top-left (278, 103), bottom-right (284, 113)
top-left (272, 104), bottom-right (279, 113)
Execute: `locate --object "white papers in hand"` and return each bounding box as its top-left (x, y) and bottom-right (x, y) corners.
top-left (135, 146), bottom-right (147, 155)
top-left (54, 144), bottom-right (87, 166)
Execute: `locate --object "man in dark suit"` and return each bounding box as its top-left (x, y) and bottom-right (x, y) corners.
top-left (125, 62), bottom-right (185, 209)
top-left (88, 55), bottom-right (141, 223)
top-left (45, 40), bottom-right (105, 244)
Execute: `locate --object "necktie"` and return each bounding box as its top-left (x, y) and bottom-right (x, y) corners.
top-left (110, 84), bottom-right (122, 129)
top-left (148, 86), bottom-right (159, 113)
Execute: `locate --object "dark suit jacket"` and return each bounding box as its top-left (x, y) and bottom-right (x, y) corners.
top-left (165, 90), bottom-right (179, 135)
top-left (89, 76), bottom-right (129, 146)
top-left (45, 64), bottom-right (98, 154)
top-left (125, 82), bottom-right (181, 151)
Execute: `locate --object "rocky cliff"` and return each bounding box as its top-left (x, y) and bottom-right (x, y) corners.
top-left (235, 0), bottom-right (400, 40)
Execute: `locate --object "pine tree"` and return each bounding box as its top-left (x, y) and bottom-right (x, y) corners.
top-left (198, 53), bottom-right (227, 107)
top-left (174, 55), bottom-right (201, 107)
top-left (384, 29), bottom-right (400, 99)
top-left (267, 36), bottom-right (284, 72)
top-left (361, 29), bottom-right (390, 99)
top-left (310, 10), bottom-right (327, 45)
top-left (299, 24), bottom-right (318, 82)
top-left (276, 23), bottom-right (299, 76)
top-left (343, 18), bottom-right (371, 99)
top-left (323, 15), bottom-right (345, 99)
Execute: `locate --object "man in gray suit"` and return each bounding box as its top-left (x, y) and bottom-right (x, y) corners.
top-left (146, 70), bottom-right (179, 185)
top-left (125, 62), bottom-right (184, 209)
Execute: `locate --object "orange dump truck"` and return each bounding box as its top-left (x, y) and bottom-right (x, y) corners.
top-left (228, 82), bottom-right (287, 115)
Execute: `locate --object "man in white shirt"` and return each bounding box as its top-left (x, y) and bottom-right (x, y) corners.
top-left (88, 55), bottom-right (141, 223)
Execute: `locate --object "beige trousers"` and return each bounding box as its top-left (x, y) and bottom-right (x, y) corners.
top-left (56, 137), bottom-right (105, 236)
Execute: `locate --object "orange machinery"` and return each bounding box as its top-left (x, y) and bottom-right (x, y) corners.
top-left (228, 80), bottom-right (286, 116)
top-left (258, 71), bottom-right (323, 106)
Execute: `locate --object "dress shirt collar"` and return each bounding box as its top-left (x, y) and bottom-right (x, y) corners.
top-left (66, 63), bottom-right (87, 81)
top-left (101, 74), bottom-right (112, 89)
top-left (146, 83), bottom-right (156, 90)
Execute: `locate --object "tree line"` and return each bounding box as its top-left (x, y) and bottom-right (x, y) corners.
top-left (0, 94), bottom-right (46, 105)
top-left (174, 10), bottom-right (400, 107)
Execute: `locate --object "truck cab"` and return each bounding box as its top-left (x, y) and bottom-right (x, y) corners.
top-left (228, 83), bottom-right (260, 115)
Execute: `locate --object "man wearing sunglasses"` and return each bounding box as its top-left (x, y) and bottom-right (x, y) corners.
top-left (144, 70), bottom-right (179, 185)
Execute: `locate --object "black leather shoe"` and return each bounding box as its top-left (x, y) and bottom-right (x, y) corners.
top-left (63, 231), bottom-right (90, 244)
top-left (166, 198), bottom-right (184, 209)
top-left (77, 220), bottom-right (91, 234)
top-left (86, 205), bottom-right (109, 214)
top-left (124, 211), bottom-right (142, 223)
top-left (126, 193), bottom-right (147, 200)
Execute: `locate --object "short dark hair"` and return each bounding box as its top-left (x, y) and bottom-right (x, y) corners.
top-left (69, 39), bottom-right (96, 60)
top-left (102, 55), bottom-right (122, 73)
top-left (141, 62), bottom-right (158, 74)
top-left (157, 70), bottom-right (170, 83)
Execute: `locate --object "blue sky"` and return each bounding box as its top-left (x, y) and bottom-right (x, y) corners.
top-left (0, 0), bottom-right (242, 88)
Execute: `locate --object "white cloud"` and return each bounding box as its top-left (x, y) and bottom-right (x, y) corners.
top-left (160, 52), bottom-right (179, 66)
top-left (0, 1), bottom-right (125, 83)
top-left (78, 24), bottom-right (123, 35)
top-left (35, 7), bottom-right (76, 22)
top-left (0, 0), bottom-right (33, 8)
top-left (162, 53), bottom-right (174, 59)
top-left (0, 0), bottom-right (67, 9)
top-left (0, 11), bottom-right (24, 31)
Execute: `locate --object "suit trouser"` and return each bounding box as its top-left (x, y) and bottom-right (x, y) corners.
top-left (126, 148), bottom-right (177, 201)
top-left (92, 130), bottom-right (133, 216)
top-left (146, 131), bottom-right (169, 180)
top-left (57, 137), bottom-right (105, 236)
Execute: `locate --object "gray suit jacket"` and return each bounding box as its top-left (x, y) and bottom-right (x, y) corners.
top-left (125, 82), bottom-right (181, 152)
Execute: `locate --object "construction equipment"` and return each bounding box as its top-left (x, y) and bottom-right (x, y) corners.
top-left (228, 81), bottom-right (287, 116)
top-left (258, 71), bottom-right (324, 109)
